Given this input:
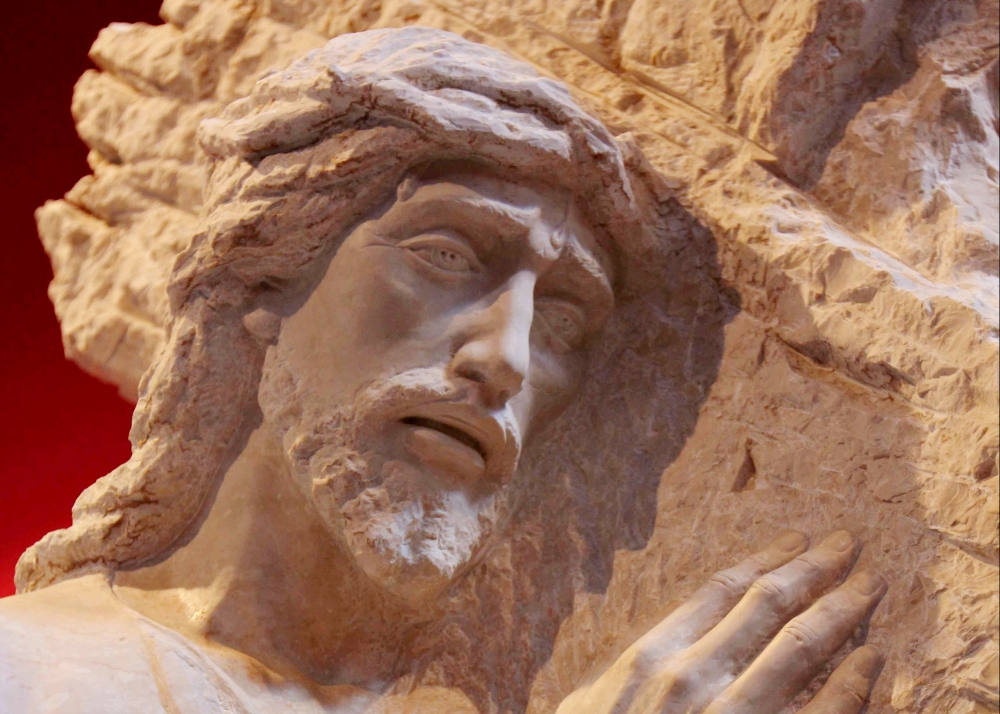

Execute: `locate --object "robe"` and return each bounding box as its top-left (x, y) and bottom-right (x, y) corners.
top-left (0, 574), bottom-right (478, 714)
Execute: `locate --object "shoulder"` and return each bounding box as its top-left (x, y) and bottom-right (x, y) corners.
top-left (0, 572), bottom-right (142, 645)
top-left (0, 574), bottom-right (167, 714)
top-left (1, 571), bottom-right (123, 619)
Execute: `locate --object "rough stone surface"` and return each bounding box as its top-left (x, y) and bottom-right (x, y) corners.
top-left (25, 2), bottom-right (1000, 713)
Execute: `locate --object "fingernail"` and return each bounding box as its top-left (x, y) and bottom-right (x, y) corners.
top-left (849, 570), bottom-right (887, 596)
top-left (823, 530), bottom-right (857, 552)
top-left (773, 530), bottom-right (808, 552)
top-left (851, 646), bottom-right (885, 679)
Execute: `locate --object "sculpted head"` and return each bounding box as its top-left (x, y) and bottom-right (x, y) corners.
top-left (258, 165), bottom-right (616, 600)
top-left (16, 27), bottom-right (643, 601)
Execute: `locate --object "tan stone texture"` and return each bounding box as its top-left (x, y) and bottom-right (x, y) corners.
top-left (32, 1), bottom-right (999, 712)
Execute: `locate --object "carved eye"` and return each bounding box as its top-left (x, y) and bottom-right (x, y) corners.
top-left (399, 234), bottom-right (481, 276)
top-left (428, 246), bottom-right (472, 272)
top-left (535, 298), bottom-right (586, 351)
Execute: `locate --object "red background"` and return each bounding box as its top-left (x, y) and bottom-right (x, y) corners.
top-left (0, 0), bottom-right (164, 596)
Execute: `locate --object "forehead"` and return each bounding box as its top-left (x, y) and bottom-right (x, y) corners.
top-left (392, 169), bottom-right (617, 288)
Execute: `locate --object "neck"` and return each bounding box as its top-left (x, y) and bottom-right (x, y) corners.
top-left (113, 423), bottom-right (424, 685)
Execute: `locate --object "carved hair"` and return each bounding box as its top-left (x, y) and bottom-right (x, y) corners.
top-left (16, 27), bottom-right (644, 593)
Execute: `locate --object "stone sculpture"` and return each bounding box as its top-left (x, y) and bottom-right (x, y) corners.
top-left (4, 1), bottom-right (1000, 713)
top-left (1, 28), bottom-right (887, 713)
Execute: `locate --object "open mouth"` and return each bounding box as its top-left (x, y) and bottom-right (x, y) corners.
top-left (400, 416), bottom-right (487, 461)
top-left (393, 400), bottom-right (515, 486)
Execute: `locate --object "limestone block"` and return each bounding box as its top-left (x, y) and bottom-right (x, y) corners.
top-left (29, 1), bottom-right (999, 711)
top-left (215, 18), bottom-right (327, 102)
top-left (36, 162), bottom-right (197, 397)
top-left (72, 70), bottom-right (218, 165)
top-left (815, 4), bottom-right (999, 294)
top-left (616, 0), bottom-right (908, 189)
top-left (36, 198), bottom-right (164, 399)
top-left (90, 1), bottom-right (252, 100)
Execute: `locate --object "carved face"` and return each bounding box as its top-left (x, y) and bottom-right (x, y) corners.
top-left (258, 168), bottom-right (615, 603)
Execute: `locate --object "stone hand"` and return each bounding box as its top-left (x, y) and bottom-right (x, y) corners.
top-left (556, 531), bottom-right (887, 714)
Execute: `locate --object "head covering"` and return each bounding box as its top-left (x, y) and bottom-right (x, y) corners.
top-left (197, 26), bottom-right (640, 257)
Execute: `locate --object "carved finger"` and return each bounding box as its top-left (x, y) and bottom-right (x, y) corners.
top-left (585, 533), bottom-right (810, 714)
top-left (703, 572), bottom-right (887, 714)
top-left (650, 531), bottom-right (861, 712)
top-left (796, 646), bottom-right (886, 714)
top-left (631, 531), bottom-right (809, 663)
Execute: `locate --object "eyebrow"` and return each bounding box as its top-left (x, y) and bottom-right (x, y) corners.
top-left (540, 236), bottom-right (615, 330)
top-left (383, 190), bottom-right (615, 324)
top-left (380, 193), bottom-right (534, 254)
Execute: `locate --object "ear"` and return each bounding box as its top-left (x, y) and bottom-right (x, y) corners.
top-left (243, 308), bottom-right (282, 344)
top-left (397, 174), bottom-right (419, 203)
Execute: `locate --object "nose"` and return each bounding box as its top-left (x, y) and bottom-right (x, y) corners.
top-left (448, 271), bottom-right (535, 408)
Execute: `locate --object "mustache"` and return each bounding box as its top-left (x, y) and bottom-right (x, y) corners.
top-left (286, 367), bottom-right (522, 498)
top-left (353, 367), bottom-right (522, 469)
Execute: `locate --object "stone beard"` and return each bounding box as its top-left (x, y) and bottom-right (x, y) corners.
top-left (261, 363), bottom-right (513, 596)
